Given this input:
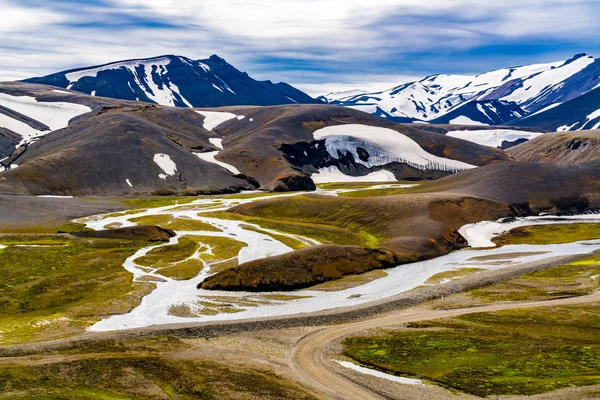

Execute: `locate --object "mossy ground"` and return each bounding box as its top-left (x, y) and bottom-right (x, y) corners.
top-left (205, 195), bottom-right (383, 248)
top-left (129, 215), bottom-right (221, 232)
top-left (493, 223), bottom-right (600, 246)
top-left (135, 237), bottom-right (200, 269)
top-left (337, 187), bottom-right (417, 198)
top-left (240, 224), bottom-right (308, 250)
top-left (343, 303), bottom-right (600, 397)
top-left (0, 235), bottom-right (154, 343)
top-left (0, 336), bottom-right (316, 399)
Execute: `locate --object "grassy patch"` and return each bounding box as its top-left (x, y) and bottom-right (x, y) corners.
top-left (197, 236), bottom-right (247, 271)
top-left (0, 354), bottom-right (316, 400)
top-left (241, 224), bottom-right (308, 250)
top-left (205, 194), bottom-right (384, 248)
top-left (493, 223), bottom-right (600, 247)
top-left (159, 259), bottom-right (205, 281)
top-left (120, 196), bottom-right (196, 209)
top-left (129, 215), bottom-right (221, 232)
top-left (337, 187), bottom-right (416, 198)
top-left (466, 254), bottom-right (600, 303)
top-left (0, 222), bottom-right (90, 234)
top-left (0, 236), bottom-right (154, 343)
top-left (135, 237), bottom-right (200, 269)
top-left (344, 303), bottom-right (600, 397)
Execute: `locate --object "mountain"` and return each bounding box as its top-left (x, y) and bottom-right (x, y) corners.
top-left (428, 100), bottom-right (526, 126)
top-left (321, 54), bottom-right (599, 127)
top-left (0, 82), bottom-right (509, 196)
top-left (24, 55), bottom-right (320, 108)
top-left (511, 86), bottom-right (600, 131)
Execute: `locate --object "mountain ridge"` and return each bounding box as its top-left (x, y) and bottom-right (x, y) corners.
top-left (24, 54), bottom-right (320, 108)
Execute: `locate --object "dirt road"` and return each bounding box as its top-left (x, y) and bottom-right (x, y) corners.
top-left (291, 291), bottom-right (600, 400)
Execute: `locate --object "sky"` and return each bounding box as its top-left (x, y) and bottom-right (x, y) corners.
top-left (1, 0), bottom-right (599, 95)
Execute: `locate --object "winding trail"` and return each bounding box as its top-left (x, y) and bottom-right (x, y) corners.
top-left (291, 291), bottom-right (600, 400)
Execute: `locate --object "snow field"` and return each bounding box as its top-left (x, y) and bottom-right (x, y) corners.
top-left (313, 124), bottom-right (476, 174)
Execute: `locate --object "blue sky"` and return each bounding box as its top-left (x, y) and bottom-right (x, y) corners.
top-left (1, 0), bottom-right (599, 95)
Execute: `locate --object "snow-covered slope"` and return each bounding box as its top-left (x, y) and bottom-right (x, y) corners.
top-left (0, 92), bottom-right (91, 148)
top-left (322, 54), bottom-right (599, 127)
top-left (446, 129), bottom-right (544, 149)
top-left (25, 55), bottom-right (320, 108)
top-left (512, 86), bottom-right (600, 131)
top-left (312, 124), bottom-right (476, 176)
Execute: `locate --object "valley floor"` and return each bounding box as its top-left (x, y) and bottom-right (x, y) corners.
top-left (0, 183), bottom-right (599, 399)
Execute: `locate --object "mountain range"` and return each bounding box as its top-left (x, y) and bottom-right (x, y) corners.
top-left (320, 53), bottom-right (600, 131)
top-left (25, 55), bottom-right (319, 107)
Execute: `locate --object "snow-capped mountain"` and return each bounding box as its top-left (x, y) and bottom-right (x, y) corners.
top-left (322, 54), bottom-right (599, 126)
top-left (511, 86), bottom-right (600, 131)
top-left (24, 55), bottom-right (320, 108)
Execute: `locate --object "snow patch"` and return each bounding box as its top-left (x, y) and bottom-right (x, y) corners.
top-left (153, 153), bottom-right (177, 180)
top-left (313, 124), bottom-right (476, 173)
top-left (336, 361), bottom-right (423, 385)
top-left (449, 116), bottom-right (487, 126)
top-left (196, 110), bottom-right (238, 131)
top-left (311, 166), bottom-right (396, 183)
top-left (209, 138), bottom-right (224, 150)
top-left (459, 213), bottom-right (600, 248)
top-left (446, 129), bottom-right (543, 148)
top-left (194, 152), bottom-right (240, 174)
top-left (125, 179), bottom-right (133, 187)
top-left (37, 195), bottom-right (74, 199)
top-left (0, 92), bottom-right (91, 147)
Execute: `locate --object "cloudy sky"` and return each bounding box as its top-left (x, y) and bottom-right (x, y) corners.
top-left (1, 0), bottom-right (599, 95)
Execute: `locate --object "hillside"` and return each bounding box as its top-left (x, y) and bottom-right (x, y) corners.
top-left (508, 130), bottom-right (600, 163)
top-left (0, 83), bottom-right (509, 195)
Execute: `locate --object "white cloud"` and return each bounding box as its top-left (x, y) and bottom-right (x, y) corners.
top-left (0, 0), bottom-right (598, 94)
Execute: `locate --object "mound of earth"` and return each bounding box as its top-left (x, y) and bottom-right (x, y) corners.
top-left (200, 193), bottom-right (511, 291)
top-left (414, 161), bottom-right (600, 214)
top-left (200, 245), bottom-right (399, 291)
top-left (508, 130), bottom-right (600, 163)
top-left (201, 159), bottom-right (600, 291)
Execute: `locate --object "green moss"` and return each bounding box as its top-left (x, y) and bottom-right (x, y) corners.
top-left (466, 254), bottom-right (600, 303)
top-left (195, 236), bottom-right (247, 271)
top-left (0, 222), bottom-right (90, 234)
top-left (159, 259), bottom-right (205, 280)
top-left (0, 236), bottom-right (154, 343)
top-left (129, 215), bottom-right (221, 232)
top-left (240, 224), bottom-right (308, 250)
top-left (135, 237), bottom-right (200, 268)
top-left (205, 199), bottom-right (380, 248)
top-left (338, 187), bottom-right (416, 198)
top-left (120, 196), bottom-right (196, 209)
top-left (494, 224), bottom-right (600, 247)
top-left (0, 355), bottom-right (316, 399)
top-left (344, 304), bottom-right (600, 397)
